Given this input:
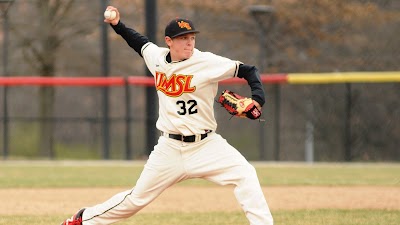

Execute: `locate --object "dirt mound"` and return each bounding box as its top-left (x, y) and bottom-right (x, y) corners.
top-left (1, 186), bottom-right (398, 215)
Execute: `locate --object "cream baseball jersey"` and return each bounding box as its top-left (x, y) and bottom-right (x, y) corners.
top-left (141, 42), bottom-right (241, 136)
top-left (61, 18), bottom-right (273, 225)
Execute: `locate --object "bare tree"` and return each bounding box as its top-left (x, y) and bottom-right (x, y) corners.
top-left (14, 0), bottom-right (93, 158)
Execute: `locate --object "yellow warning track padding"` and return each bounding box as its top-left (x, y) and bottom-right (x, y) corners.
top-left (288, 71), bottom-right (400, 84)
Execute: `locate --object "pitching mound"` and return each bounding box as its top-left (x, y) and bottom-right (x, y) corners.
top-left (1, 186), bottom-right (399, 215)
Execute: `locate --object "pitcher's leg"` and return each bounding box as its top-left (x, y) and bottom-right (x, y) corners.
top-left (82, 188), bottom-right (139, 224)
top-left (186, 134), bottom-right (273, 225)
top-left (204, 163), bottom-right (273, 225)
top-left (83, 172), bottom-right (179, 225)
top-left (232, 164), bottom-right (273, 225)
top-left (82, 137), bottom-right (185, 225)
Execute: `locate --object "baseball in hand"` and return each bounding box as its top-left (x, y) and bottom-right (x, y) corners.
top-left (104, 10), bottom-right (116, 20)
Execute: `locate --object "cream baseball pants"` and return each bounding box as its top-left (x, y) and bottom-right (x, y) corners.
top-left (82, 132), bottom-right (273, 225)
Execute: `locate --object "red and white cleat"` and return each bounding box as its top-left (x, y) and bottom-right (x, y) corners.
top-left (60, 208), bottom-right (85, 225)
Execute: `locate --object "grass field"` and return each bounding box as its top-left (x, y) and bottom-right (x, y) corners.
top-left (0, 161), bottom-right (399, 225)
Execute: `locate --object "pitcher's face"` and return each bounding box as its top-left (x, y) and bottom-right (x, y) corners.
top-left (166, 33), bottom-right (196, 62)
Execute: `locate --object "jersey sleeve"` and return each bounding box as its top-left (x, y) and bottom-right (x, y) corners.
top-left (111, 21), bottom-right (149, 57)
top-left (237, 64), bottom-right (266, 106)
top-left (202, 52), bottom-right (241, 83)
top-left (141, 42), bottom-right (168, 77)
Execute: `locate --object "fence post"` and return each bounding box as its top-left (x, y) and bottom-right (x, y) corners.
top-left (100, 0), bottom-right (110, 159)
top-left (344, 83), bottom-right (352, 161)
top-left (248, 5), bottom-right (276, 161)
top-left (1, 0), bottom-right (13, 159)
top-left (305, 100), bottom-right (314, 163)
top-left (145, 0), bottom-right (157, 156)
top-left (124, 78), bottom-right (132, 160)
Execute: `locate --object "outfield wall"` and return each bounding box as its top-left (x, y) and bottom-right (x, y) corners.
top-left (1, 72), bottom-right (399, 161)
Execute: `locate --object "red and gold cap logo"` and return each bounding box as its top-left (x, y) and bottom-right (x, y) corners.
top-left (177, 21), bottom-right (192, 30)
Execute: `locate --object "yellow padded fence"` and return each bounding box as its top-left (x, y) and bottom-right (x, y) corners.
top-left (288, 71), bottom-right (400, 84)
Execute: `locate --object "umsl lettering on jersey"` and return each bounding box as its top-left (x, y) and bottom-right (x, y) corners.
top-left (155, 72), bottom-right (196, 97)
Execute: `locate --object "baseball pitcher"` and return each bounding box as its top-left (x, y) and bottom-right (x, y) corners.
top-left (61, 5), bottom-right (273, 225)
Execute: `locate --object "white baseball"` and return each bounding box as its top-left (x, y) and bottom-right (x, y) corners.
top-left (104, 10), bottom-right (116, 20)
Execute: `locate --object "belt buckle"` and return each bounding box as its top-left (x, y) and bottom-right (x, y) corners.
top-left (181, 135), bottom-right (184, 142)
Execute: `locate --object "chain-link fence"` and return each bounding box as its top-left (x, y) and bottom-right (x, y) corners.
top-left (0, 0), bottom-right (399, 161)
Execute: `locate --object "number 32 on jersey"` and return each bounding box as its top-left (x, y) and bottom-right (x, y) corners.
top-left (176, 100), bottom-right (198, 115)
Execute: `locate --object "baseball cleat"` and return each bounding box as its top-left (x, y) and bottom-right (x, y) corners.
top-left (60, 208), bottom-right (85, 225)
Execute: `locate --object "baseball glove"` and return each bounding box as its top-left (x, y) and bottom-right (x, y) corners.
top-left (217, 90), bottom-right (262, 120)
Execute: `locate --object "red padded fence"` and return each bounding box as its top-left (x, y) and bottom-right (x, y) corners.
top-left (1, 72), bottom-right (399, 86)
top-left (0, 74), bottom-right (289, 86)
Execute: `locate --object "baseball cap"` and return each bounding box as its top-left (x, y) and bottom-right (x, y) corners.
top-left (165, 18), bottom-right (200, 38)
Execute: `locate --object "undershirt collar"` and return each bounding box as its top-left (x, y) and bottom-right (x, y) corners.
top-left (166, 52), bottom-right (188, 63)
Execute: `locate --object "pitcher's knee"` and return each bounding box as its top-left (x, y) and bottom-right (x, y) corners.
top-left (242, 164), bottom-right (259, 179)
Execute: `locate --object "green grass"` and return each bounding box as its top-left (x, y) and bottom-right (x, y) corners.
top-left (0, 161), bottom-right (399, 188)
top-left (273, 209), bottom-right (400, 225)
top-left (1, 162), bottom-right (399, 225)
top-left (255, 163), bottom-right (400, 186)
top-left (1, 209), bottom-right (398, 225)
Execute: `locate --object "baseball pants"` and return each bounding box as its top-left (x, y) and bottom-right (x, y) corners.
top-left (81, 132), bottom-right (273, 225)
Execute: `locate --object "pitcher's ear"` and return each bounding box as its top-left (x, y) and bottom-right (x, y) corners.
top-left (165, 36), bottom-right (173, 47)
